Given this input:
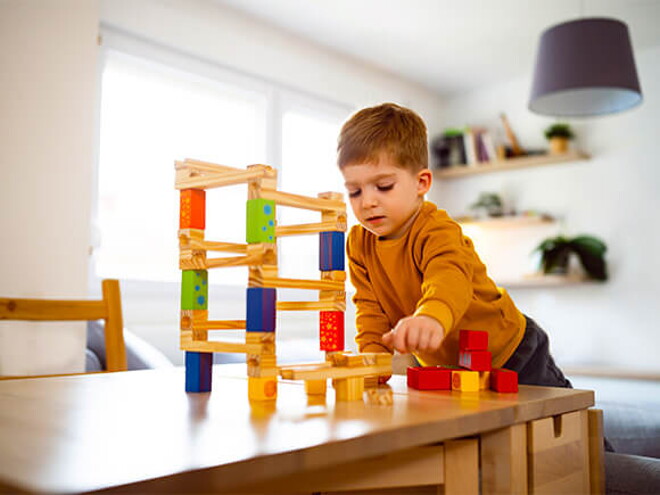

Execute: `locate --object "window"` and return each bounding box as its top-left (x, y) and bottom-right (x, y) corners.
top-left (278, 99), bottom-right (351, 280)
top-left (94, 34), bottom-right (353, 291)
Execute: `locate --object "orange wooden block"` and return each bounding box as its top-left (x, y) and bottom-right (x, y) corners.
top-left (179, 189), bottom-right (206, 229)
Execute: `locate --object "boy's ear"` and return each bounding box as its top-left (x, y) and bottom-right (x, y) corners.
top-left (416, 169), bottom-right (432, 196)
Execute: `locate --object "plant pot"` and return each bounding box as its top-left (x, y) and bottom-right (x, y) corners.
top-left (549, 137), bottom-right (569, 155)
top-left (542, 248), bottom-right (570, 275)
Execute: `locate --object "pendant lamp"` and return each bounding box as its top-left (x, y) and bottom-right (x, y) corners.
top-left (529, 17), bottom-right (642, 117)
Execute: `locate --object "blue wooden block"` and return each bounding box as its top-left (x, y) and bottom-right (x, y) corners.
top-left (246, 287), bottom-right (276, 332)
top-left (319, 231), bottom-right (345, 271)
top-left (185, 351), bottom-right (213, 393)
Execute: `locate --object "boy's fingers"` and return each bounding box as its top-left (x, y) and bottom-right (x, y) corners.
top-left (393, 326), bottom-right (409, 353)
top-left (405, 324), bottom-right (419, 351)
top-left (382, 331), bottom-right (393, 344)
top-left (417, 327), bottom-right (431, 350)
top-left (429, 331), bottom-right (443, 350)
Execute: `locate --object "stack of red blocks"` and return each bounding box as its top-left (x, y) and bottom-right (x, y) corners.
top-left (407, 329), bottom-right (518, 393)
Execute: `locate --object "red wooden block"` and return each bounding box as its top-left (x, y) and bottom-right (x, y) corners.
top-left (459, 329), bottom-right (488, 351)
top-left (459, 350), bottom-right (492, 371)
top-left (179, 189), bottom-right (206, 229)
top-left (407, 366), bottom-right (452, 390)
top-left (490, 368), bottom-right (518, 393)
top-left (319, 311), bottom-right (344, 351)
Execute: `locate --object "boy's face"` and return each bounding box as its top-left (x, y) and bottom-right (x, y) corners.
top-left (341, 154), bottom-right (432, 240)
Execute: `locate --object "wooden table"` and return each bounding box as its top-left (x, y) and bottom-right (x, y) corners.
top-left (0, 365), bottom-right (603, 494)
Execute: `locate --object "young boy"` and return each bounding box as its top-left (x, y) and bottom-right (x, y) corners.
top-left (338, 102), bottom-right (571, 388)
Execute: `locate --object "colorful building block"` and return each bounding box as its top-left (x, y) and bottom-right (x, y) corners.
top-left (305, 379), bottom-right (327, 396)
top-left (185, 351), bottom-right (212, 393)
top-left (459, 329), bottom-right (489, 351)
top-left (334, 376), bottom-right (364, 401)
top-left (246, 287), bottom-right (276, 332)
top-left (248, 376), bottom-right (277, 401)
top-left (490, 368), bottom-right (519, 393)
top-left (246, 199), bottom-right (275, 244)
top-left (451, 370), bottom-right (480, 392)
top-left (407, 366), bottom-right (452, 390)
top-left (319, 231), bottom-right (345, 271)
top-left (479, 371), bottom-right (491, 390)
top-left (179, 189), bottom-right (206, 229)
top-left (459, 350), bottom-right (492, 371)
top-left (181, 270), bottom-right (208, 310)
top-left (319, 311), bottom-right (344, 351)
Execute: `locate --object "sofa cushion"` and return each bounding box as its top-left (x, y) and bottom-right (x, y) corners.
top-left (606, 452), bottom-right (660, 495)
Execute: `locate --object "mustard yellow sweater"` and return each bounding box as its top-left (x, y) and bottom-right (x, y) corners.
top-left (347, 201), bottom-right (526, 368)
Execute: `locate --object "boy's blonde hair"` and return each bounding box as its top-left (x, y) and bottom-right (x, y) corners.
top-left (337, 102), bottom-right (428, 172)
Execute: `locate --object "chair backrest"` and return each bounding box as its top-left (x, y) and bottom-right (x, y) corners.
top-left (0, 279), bottom-right (127, 376)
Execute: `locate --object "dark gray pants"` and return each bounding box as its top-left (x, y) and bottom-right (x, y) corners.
top-left (503, 315), bottom-right (572, 388)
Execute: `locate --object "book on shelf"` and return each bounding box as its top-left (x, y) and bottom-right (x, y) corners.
top-left (463, 129), bottom-right (478, 167)
top-left (432, 127), bottom-right (501, 169)
top-left (431, 129), bottom-right (466, 168)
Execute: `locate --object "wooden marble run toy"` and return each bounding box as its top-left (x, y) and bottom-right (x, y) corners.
top-left (407, 329), bottom-right (518, 393)
top-left (176, 158), bottom-right (391, 401)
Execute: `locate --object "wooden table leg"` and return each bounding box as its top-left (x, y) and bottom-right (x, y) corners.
top-left (588, 409), bottom-right (605, 495)
top-left (444, 438), bottom-right (479, 495)
top-left (481, 423), bottom-right (528, 494)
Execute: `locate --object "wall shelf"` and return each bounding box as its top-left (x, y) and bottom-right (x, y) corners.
top-left (499, 273), bottom-right (594, 289)
top-left (433, 150), bottom-right (590, 179)
top-left (458, 215), bottom-right (556, 228)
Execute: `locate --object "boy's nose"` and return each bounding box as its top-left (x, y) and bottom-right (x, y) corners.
top-left (361, 190), bottom-right (378, 209)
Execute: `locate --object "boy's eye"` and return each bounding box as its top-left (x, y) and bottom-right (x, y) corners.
top-left (348, 189), bottom-right (361, 198)
top-left (377, 183), bottom-right (394, 192)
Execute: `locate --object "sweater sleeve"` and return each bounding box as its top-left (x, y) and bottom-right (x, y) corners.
top-left (413, 220), bottom-right (475, 333)
top-left (347, 229), bottom-right (393, 354)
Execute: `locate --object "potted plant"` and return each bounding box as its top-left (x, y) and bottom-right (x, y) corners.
top-left (469, 192), bottom-right (504, 218)
top-left (533, 234), bottom-right (608, 281)
top-left (544, 123), bottom-right (574, 155)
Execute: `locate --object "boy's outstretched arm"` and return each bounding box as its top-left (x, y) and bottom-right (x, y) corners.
top-left (382, 315), bottom-right (445, 354)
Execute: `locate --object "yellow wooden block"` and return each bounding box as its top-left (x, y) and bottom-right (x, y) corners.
top-left (452, 370), bottom-right (480, 392)
top-left (245, 332), bottom-right (276, 354)
top-left (321, 270), bottom-right (347, 282)
top-left (248, 376), bottom-right (278, 401)
top-left (366, 387), bottom-right (393, 405)
top-left (479, 371), bottom-right (491, 390)
top-left (363, 376), bottom-right (378, 389)
top-left (334, 376), bottom-right (364, 401)
top-left (305, 379), bottom-right (327, 396)
top-left (247, 353), bottom-right (278, 377)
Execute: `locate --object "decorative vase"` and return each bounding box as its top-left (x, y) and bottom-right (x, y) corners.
top-left (549, 137), bottom-right (569, 155)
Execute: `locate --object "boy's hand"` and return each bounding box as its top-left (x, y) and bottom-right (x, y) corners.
top-left (382, 315), bottom-right (445, 354)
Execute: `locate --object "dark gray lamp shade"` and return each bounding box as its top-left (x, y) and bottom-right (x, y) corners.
top-left (529, 18), bottom-right (642, 117)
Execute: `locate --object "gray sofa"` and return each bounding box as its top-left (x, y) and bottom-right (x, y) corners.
top-left (86, 320), bottom-right (173, 372)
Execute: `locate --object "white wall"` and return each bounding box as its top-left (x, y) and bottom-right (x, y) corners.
top-left (100, 0), bottom-right (445, 134)
top-left (429, 46), bottom-right (660, 373)
top-left (0, 0), bottom-right (100, 374)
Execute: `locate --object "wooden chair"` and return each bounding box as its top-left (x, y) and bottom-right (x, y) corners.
top-left (0, 279), bottom-right (127, 376)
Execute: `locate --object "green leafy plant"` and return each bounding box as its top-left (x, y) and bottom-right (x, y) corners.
top-left (533, 235), bottom-right (608, 281)
top-left (469, 192), bottom-right (504, 217)
top-left (544, 123), bottom-right (574, 140)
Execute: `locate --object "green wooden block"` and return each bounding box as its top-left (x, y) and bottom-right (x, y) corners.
top-left (181, 270), bottom-right (208, 310)
top-left (246, 199), bottom-right (275, 244)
